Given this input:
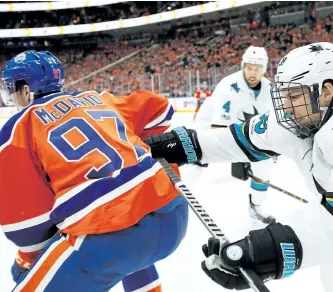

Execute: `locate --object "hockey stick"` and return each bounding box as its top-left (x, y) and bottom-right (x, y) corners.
top-left (158, 158), bottom-right (271, 292)
top-left (248, 170), bottom-right (308, 203)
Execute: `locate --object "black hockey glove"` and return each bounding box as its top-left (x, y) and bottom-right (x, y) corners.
top-left (231, 162), bottom-right (252, 181)
top-left (144, 126), bottom-right (202, 166)
top-left (201, 223), bottom-right (302, 290)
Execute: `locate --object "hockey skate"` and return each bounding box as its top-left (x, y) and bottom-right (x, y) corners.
top-left (248, 193), bottom-right (276, 230)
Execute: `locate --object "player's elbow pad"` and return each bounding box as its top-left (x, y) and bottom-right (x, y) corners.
top-left (144, 126), bottom-right (202, 166)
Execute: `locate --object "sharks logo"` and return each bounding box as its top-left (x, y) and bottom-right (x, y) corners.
top-left (309, 44), bottom-right (324, 52)
top-left (231, 82), bottom-right (240, 93)
top-left (238, 106), bottom-right (259, 122)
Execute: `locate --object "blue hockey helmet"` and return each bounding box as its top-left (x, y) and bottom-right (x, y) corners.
top-left (1, 50), bottom-right (64, 101)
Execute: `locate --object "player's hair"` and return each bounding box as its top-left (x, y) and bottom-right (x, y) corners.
top-left (323, 79), bottom-right (333, 90)
top-left (15, 80), bottom-right (28, 93)
top-left (15, 80), bottom-right (59, 99)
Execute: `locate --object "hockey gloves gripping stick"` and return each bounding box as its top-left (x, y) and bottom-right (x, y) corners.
top-left (158, 158), bottom-right (279, 292)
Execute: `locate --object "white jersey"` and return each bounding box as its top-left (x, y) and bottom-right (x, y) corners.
top-left (190, 70), bottom-right (274, 205)
top-left (195, 70), bottom-right (271, 129)
top-left (198, 110), bottom-right (333, 196)
top-left (196, 111), bottom-right (333, 290)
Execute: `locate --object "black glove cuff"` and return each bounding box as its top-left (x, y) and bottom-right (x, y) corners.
top-left (171, 127), bottom-right (202, 163)
top-left (267, 223), bottom-right (302, 279)
top-left (250, 223), bottom-right (303, 279)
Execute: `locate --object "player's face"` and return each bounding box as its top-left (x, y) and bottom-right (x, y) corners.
top-left (282, 86), bottom-right (320, 125)
top-left (243, 64), bottom-right (263, 87)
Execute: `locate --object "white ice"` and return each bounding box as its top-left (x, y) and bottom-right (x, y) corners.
top-left (0, 113), bottom-right (325, 292)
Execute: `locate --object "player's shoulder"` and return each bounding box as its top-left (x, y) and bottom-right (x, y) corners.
top-left (222, 70), bottom-right (241, 84)
top-left (261, 76), bottom-right (271, 87)
top-left (214, 71), bottom-right (241, 93)
top-left (78, 90), bottom-right (168, 108)
top-left (126, 90), bottom-right (170, 108)
top-left (129, 90), bottom-right (168, 100)
top-left (107, 90), bottom-right (172, 118)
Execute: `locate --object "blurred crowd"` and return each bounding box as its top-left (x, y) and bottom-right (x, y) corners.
top-left (64, 12), bottom-right (333, 97)
top-left (268, 14), bottom-right (333, 71)
top-left (1, 2), bottom-right (333, 104)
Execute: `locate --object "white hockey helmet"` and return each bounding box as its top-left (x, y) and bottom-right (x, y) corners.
top-left (241, 46), bottom-right (268, 73)
top-left (271, 42), bottom-right (333, 138)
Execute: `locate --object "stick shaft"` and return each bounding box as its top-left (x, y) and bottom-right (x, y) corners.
top-left (249, 174), bottom-right (308, 203)
top-left (158, 158), bottom-right (270, 292)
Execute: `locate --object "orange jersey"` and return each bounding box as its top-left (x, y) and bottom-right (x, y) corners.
top-left (0, 90), bottom-right (178, 265)
top-left (194, 89), bottom-right (211, 101)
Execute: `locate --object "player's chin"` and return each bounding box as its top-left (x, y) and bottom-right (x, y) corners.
top-left (249, 80), bottom-right (259, 86)
top-left (296, 117), bottom-right (312, 126)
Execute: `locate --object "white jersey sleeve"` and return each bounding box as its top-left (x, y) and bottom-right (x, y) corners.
top-left (198, 111), bottom-right (287, 163)
top-left (198, 109), bottom-right (311, 160)
top-left (197, 110), bottom-right (322, 192)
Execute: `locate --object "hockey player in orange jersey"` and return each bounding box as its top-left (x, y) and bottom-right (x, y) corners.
top-left (0, 50), bottom-right (188, 292)
top-left (193, 81), bottom-right (211, 120)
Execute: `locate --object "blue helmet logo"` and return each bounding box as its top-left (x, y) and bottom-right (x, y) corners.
top-left (1, 50), bottom-right (64, 97)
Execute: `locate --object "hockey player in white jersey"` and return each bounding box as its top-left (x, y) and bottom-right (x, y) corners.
top-left (194, 46), bottom-right (275, 228)
top-left (195, 46), bottom-right (271, 128)
top-left (145, 42), bottom-right (333, 291)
